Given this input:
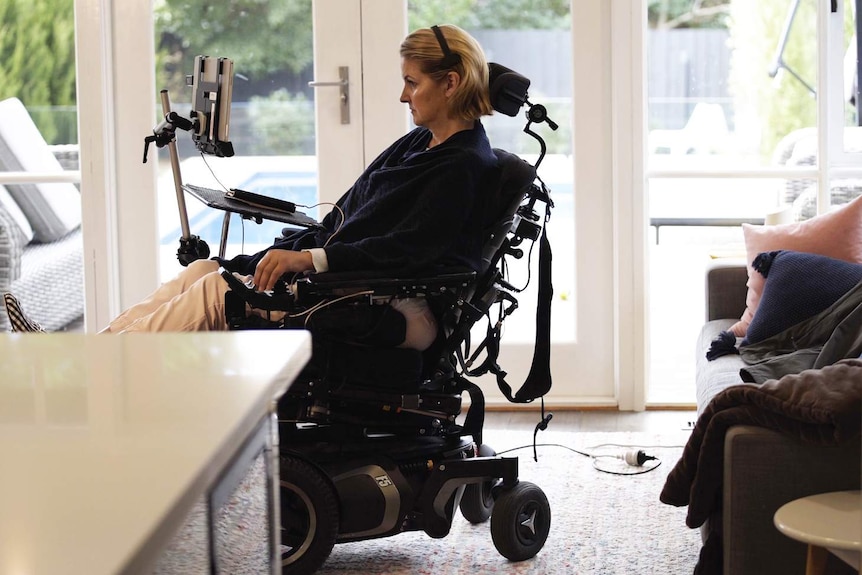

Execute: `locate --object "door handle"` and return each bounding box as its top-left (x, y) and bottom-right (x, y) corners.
top-left (309, 66), bottom-right (349, 124)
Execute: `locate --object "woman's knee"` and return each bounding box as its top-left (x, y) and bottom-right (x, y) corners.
top-left (186, 258), bottom-right (220, 277)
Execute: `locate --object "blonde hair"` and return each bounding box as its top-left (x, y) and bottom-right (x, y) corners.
top-left (400, 25), bottom-right (493, 122)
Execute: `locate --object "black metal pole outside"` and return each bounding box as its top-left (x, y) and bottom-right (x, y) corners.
top-left (856, 0), bottom-right (861, 125)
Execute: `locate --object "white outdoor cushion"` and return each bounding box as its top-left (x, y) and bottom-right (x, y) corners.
top-left (0, 183), bottom-right (35, 243)
top-left (0, 97), bottom-right (81, 242)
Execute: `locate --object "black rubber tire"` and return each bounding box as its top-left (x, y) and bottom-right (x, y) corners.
top-left (490, 481), bottom-right (551, 562)
top-left (460, 480), bottom-right (496, 523)
top-left (280, 456), bottom-right (339, 575)
top-left (459, 444), bottom-right (498, 524)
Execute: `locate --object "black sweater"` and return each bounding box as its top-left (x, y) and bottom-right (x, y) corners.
top-left (219, 121), bottom-right (496, 276)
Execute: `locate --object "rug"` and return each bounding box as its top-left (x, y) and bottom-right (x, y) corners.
top-left (317, 428), bottom-right (700, 575)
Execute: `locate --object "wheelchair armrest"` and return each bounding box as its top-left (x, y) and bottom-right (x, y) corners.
top-left (220, 267), bottom-right (295, 311)
top-left (295, 267), bottom-right (477, 300)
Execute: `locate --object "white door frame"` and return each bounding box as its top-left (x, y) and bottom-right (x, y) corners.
top-left (75, 0), bottom-right (160, 332)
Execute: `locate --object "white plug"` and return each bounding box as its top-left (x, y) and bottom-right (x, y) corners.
top-left (617, 450), bottom-right (657, 467)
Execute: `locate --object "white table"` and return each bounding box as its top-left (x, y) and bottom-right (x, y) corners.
top-left (774, 490), bottom-right (862, 575)
top-left (0, 331), bottom-right (310, 575)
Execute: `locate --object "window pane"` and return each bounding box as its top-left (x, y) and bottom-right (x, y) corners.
top-left (154, 0), bottom-right (316, 280)
top-left (645, 1), bottom-right (825, 404)
top-left (648, 0), bottom-right (818, 170)
top-left (0, 0), bottom-right (82, 332)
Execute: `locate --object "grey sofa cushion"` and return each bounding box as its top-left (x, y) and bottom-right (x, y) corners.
top-left (0, 202), bottom-right (26, 283)
top-left (696, 319), bottom-right (744, 414)
top-left (0, 184), bottom-right (34, 243)
top-left (0, 97), bottom-right (81, 243)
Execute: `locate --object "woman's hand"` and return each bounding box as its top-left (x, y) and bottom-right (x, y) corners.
top-left (253, 249), bottom-right (314, 292)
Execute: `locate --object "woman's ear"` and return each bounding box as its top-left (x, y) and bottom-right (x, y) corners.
top-left (444, 71), bottom-right (462, 97)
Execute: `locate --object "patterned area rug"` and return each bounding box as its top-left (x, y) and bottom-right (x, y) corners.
top-left (317, 429), bottom-right (700, 575)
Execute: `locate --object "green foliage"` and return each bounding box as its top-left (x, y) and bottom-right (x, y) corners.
top-left (0, 0), bottom-right (77, 143)
top-left (648, 0), bottom-right (730, 29)
top-left (244, 89), bottom-right (314, 155)
top-left (408, 0), bottom-right (569, 31)
top-left (155, 0), bottom-right (313, 95)
top-left (727, 0), bottom-right (817, 158)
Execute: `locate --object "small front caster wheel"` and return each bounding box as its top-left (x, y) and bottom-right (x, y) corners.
top-left (460, 479), bottom-right (497, 524)
top-left (460, 444), bottom-right (498, 524)
top-left (490, 481), bottom-right (551, 561)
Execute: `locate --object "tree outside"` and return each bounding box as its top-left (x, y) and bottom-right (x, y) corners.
top-left (0, 0), bottom-right (76, 144)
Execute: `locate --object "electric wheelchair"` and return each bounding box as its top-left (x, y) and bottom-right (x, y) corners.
top-left (149, 61), bottom-right (558, 575)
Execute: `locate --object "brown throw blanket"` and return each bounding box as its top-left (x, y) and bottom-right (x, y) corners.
top-left (660, 359), bottom-right (862, 575)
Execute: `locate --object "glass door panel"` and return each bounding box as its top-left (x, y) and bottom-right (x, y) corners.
top-left (153, 0), bottom-right (318, 281)
top-left (646, 1), bottom-right (820, 403)
top-left (400, 2), bottom-right (602, 405)
top-left (644, 1), bottom-right (850, 404)
top-left (406, 2), bottom-right (576, 346)
top-left (0, 0), bottom-right (82, 330)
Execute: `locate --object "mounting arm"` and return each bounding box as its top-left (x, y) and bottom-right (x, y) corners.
top-left (142, 90), bottom-right (210, 266)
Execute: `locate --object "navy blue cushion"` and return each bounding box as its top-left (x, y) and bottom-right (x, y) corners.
top-left (743, 250), bottom-right (862, 345)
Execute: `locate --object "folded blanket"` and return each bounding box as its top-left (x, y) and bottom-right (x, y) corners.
top-left (660, 359), bottom-right (862, 574)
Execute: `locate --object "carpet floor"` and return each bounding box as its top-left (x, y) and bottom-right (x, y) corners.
top-left (316, 428), bottom-right (700, 575)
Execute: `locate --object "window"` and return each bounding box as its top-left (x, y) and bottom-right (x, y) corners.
top-left (644, 0), bottom-right (859, 403)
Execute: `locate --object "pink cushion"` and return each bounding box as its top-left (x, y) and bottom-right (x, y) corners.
top-left (729, 194), bottom-right (862, 337)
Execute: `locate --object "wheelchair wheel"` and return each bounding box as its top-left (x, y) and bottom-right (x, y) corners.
top-left (280, 456), bottom-right (339, 575)
top-left (490, 481), bottom-right (551, 562)
top-left (460, 480), bottom-right (497, 523)
top-left (459, 444), bottom-right (497, 524)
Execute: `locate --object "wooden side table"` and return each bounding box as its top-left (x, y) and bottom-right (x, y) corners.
top-left (774, 490), bottom-right (861, 575)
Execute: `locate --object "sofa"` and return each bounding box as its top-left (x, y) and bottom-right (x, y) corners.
top-left (0, 97), bottom-right (84, 332)
top-left (660, 192), bottom-right (862, 575)
top-left (686, 259), bottom-right (861, 575)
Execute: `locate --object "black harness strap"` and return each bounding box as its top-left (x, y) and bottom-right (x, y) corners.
top-left (488, 222), bottom-right (553, 404)
top-left (515, 221), bottom-right (553, 401)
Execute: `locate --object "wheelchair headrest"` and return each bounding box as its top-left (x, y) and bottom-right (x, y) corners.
top-left (489, 63), bottom-right (530, 117)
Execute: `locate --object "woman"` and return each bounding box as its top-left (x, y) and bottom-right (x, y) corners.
top-left (5, 25), bottom-right (496, 350)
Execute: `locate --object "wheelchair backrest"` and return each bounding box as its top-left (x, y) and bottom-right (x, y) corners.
top-left (426, 146), bottom-right (541, 378)
top-left (481, 149), bottom-right (538, 275)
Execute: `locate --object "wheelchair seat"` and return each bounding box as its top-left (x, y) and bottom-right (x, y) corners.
top-left (218, 62), bottom-right (557, 575)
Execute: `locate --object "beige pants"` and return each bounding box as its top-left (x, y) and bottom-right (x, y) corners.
top-left (107, 260), bottom-right (245, 332)
top-left (106, 259), bottom-right (437, 350)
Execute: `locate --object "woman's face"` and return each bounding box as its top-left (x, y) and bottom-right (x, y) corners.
top-left (400, 57), bottom-right (449, 129)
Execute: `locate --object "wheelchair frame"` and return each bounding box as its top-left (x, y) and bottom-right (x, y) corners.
top-left (146, 59), bottom-right (558, 575)
top-left (218, 145), bottom-right (555, 573)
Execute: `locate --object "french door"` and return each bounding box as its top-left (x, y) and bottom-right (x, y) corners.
top-left (315, 1), bottom-right (620, 407)
top-left (75, 0), bottom-right (621, 406)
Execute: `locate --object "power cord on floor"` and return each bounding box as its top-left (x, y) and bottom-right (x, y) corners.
top-left (495, 441), bottom-right (684, 476)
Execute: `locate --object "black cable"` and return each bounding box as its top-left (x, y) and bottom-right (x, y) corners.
top-left (532, 400), bottom-right (553, 461)
top-left (496, 442), bottom-right (673, 476)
